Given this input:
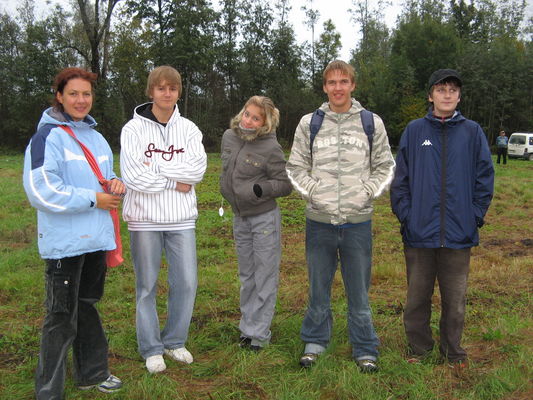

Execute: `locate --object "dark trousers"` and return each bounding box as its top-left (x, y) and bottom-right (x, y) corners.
top-left (403, 246), bottom-right (470, 362)
top-left (35, 251), bottom-right (110, 400)
top-left (496, 147), bottom-right (507, 164)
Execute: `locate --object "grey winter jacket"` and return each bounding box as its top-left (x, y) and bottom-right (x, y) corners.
top-left (220, 128), bottom-right (292, 217)
top-left (286, 99), bottom-right (395, 225)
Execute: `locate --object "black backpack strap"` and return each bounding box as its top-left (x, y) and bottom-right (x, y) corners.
top-left (360, 109), bottom-right (375, 155)
top-left (309, 109), bottom-right (325, 154)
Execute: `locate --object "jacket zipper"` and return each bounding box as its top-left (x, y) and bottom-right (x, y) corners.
top-left (337, 114), bottom-right (342, 222)
top-left (440, 121), bottom-right (447, 247)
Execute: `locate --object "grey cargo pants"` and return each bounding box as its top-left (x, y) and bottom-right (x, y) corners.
top-left (233, 206), bottom-right (281, 346)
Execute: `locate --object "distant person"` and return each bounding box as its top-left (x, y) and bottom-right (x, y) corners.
top-left (219, 96), bottom-right (292, 351)
top-left (23, 67), bottom-right (125, 398)
top-left (286, 60), bottom-right (395, 372)
top-left (390, 69), bottom-right (494, 366)
top-left (120, 66), bottom-right (207, 373)
top-left (496, 130), bottom-right (508, 164)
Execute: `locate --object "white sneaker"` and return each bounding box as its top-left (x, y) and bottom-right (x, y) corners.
top-left (164, 347), bottom-right (193, 364)
top-left (146, 354), bottom-right (166, 373)
top-left (78, 374), bottom-right (123, 393)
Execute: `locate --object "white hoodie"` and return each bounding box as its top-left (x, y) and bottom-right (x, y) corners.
top-left (120, 103), bottom-right (207, 231)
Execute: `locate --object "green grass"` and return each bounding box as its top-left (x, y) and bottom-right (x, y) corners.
top-left (0, 154), bottom-right (532, 399)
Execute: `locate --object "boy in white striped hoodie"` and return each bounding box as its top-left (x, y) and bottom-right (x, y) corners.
top-left (120, 66), bottom-right (207, 374)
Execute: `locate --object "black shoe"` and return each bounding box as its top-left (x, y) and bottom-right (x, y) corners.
top-left (356, 358), bottom-right (379, 373)
top-left (299, 353), bottom-right (318, 368)
top-left (239, 336), bottom-right (252, 349)
top-left (249, 345), bottom-right (262, 352)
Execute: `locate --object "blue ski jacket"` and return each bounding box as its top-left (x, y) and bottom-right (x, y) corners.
top-left (390, 111), bottom-right (494, 249)
top-left (23, 108), bottom-right (117, 259)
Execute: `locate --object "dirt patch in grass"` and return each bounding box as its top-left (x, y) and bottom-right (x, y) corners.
top-left (375, 302), bottom-right (403, 316)
top-left (207, 224), bottom-right (233, 239)
top-left (0, 350), bottom-right (25, 366)
top-left (483, 238), bottom-right (533, 257)
top-left (0, 225), bottom-right (35, 246)
top-left (193, 310), bottom-right (241, 330)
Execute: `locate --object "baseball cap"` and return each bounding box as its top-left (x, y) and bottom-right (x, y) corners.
top-left (428, 69), bottom-right (462, 91)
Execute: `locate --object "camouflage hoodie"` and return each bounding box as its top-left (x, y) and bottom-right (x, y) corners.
top-left (286, 99), bottom-right (395, 225)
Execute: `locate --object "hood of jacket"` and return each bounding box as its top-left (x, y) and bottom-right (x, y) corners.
top-left (424, 109), bottom-right (465, 127)
top-left (133, 102), bottom-right (182, 126)
top-left (318, 98), bottom-right (365, 119)
top-left (230, 118), bottom-right (274, 141)
top-left (38, 107), bottom-right (97, 131)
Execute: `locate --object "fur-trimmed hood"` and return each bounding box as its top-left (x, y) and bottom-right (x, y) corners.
top-left (230, 119), bottom-right (274, 141)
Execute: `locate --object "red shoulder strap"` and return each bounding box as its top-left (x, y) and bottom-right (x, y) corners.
top-left (58, 125), bottom-right (106, 188)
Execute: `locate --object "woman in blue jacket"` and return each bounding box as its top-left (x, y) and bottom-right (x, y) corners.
top-left (390, 69), bottom-right (494, 365)
top-left (23, 67), bottom-right (125, 399)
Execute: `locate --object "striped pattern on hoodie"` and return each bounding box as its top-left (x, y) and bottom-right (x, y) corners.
top-left (120, 103), bottom-right (207, 231)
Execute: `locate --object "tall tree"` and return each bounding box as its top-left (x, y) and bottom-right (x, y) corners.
top-left (76, 0), bottom-right (122, 79)
top-left (349, 0), bottom-right (398, 138)
top-left (0, 1), bottom-right (71, 149)
top-left (124, 0), bottom-right (178, 65)
top-left (267, 20), bottom-right (307, 142)
top-left (301, 0), bottom-right (320, 85)
top-left (314, 19), bottom-right (342, 71)
top-left (237, 0), bottom-right (274, 99)
top-left (108, 9), bottom-right (151, 125)
top-left (313, 19), bottom-right (341, 92)
top-left (217, 0), bottom-right (242, 114)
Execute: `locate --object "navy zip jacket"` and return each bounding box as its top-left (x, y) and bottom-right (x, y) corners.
top-left (390, 110), bottom-right (494, 249)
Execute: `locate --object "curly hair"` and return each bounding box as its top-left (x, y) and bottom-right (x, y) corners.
top-left (231, 96), bottom-right (280, 136)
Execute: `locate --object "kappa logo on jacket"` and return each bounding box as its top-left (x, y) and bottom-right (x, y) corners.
top-left (421, 139), bottom-right (433, 146)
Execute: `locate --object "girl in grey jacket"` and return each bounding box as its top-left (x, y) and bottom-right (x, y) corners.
top-left (220, 96), bottom-right (292, 350)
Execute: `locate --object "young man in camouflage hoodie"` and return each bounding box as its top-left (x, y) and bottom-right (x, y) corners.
top-left (286, 60), bottom-right (395, 372)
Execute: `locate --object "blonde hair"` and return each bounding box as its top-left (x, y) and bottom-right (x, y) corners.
top-left (146, 65), bottom-right (182, 98)
top-left (323, 60), bottom-right (356, 85)
top-left (231, 96), bottom-right (280, 136)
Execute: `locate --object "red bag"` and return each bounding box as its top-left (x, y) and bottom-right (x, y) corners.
top-left (59, 125), bottom-right (124, 267)
top-left (106, 208), bottom-right (124, 267)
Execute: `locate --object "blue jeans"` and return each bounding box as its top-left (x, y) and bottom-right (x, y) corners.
top-left (35, 251), bottom-right (110, 400)
top-left (301, 219), bottom-right (379, 360)
top-left (130, 229), bottom-right (198, 359)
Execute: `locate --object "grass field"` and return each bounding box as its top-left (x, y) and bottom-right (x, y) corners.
top-left (0, 153), bottom-right (532, 399)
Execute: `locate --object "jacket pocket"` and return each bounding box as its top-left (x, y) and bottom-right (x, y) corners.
top-left (341, 189), bottom-right (371, 214)
top-left (239, 153), bottom-right (266, 177)
top-left (310, 179), bottom-right (338, 214)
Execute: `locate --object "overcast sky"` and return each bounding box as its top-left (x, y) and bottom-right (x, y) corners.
top-left (1, 0), bottom-right (531, 60)
top-left (290, 0), bottom-right (404, 60)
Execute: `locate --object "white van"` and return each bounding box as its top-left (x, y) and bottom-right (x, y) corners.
top-left (508, 132), bottom-right (533, 161)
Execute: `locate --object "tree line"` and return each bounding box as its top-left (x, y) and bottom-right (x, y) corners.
top-left (0, 0), bottom-right (531, 152)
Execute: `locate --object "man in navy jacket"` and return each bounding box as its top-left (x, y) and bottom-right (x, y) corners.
top-left (390, 69), bottom-right (494, 365)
